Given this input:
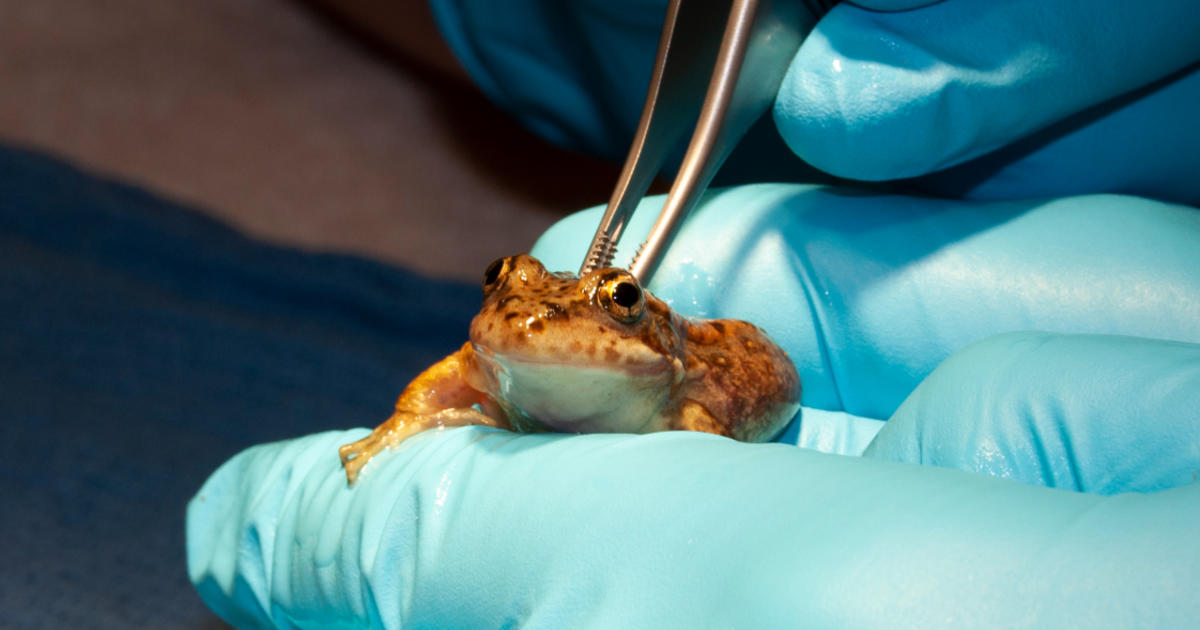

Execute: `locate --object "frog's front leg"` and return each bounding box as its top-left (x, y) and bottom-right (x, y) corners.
top-left (339, 342), bottom-right (507, 484)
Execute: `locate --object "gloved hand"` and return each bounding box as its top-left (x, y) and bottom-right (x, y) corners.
top-left (429, 0), bottom-right (1200, 204)
top-left (188, 186), bottom-right (1200, 627)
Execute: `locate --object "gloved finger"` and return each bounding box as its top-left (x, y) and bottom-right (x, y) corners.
top-left (774, 0), bottom-right (1200, 185)
top-left (866, 332), bottom-right (1200, 494)
top-left (908, 67), bottom-right (1200, 206)
top-left (532, 185), bottom-right (1200, 421)
top-left (189, 428), bottom-right (1200, 628)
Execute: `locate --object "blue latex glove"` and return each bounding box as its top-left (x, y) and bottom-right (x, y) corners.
top-left (188, 186), bottom-right (1200, 627)
top-left (774, 0), bottom-right (1200, 203)
top-left (429, 0), bottom-right (1200, 204)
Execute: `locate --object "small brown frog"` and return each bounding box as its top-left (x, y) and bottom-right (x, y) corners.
top-left (339, 254), bottom-right (800, 484)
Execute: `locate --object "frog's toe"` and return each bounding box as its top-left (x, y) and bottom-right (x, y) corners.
top-left (338, 432), bottom-right (385, 485)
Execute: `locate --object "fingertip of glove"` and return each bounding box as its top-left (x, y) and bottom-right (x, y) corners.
top-left (773, 29), bottom-right (957, 182)
top-left (187, 430), bottom-right (373, 625)
top-left (186, 430), bottom-right (369, 572)
top-left (868, 332), bottom-right (1200, 494)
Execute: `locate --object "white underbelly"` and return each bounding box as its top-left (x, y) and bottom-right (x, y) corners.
top-left (483, 355), bottom-right (677, 434)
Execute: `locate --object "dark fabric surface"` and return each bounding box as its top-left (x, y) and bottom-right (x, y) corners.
top-left (0, 145), bottom-right (480, 628)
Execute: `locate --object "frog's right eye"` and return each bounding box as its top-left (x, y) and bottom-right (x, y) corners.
top-left (482, 258), bottom-right (508, 291)
top-left (597, 273), bottom-right (645, 324)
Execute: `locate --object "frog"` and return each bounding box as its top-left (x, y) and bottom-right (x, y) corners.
top-left (339, 254), bottom-right (801, 484)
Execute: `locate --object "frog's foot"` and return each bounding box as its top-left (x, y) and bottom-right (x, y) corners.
top-left (670, 400), bottom-right (737, 439)
top-left (338, 429), bottom-right (388, 486)
top-left (339, 412), bottom-right (430, 485)
top-left (339, 408), bottom-right (505, 485)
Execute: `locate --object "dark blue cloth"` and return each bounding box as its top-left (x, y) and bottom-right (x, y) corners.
top-left (0, 145), bottom-right (480, 628)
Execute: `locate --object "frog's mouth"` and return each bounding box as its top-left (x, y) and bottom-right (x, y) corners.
top-left (472, 345), bottom-right (678, 434)
top-left (465, 340), bottom-right (676, 376)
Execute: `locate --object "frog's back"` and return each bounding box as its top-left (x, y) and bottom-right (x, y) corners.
top-left (675, 318), bottom-right (801, 442)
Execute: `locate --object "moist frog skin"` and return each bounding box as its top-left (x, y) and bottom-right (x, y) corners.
top-left (339, 254), bottom-right (801, 484)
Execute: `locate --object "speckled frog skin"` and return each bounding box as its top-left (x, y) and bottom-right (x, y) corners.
top-left (339, 254), bottom-right (800, 484)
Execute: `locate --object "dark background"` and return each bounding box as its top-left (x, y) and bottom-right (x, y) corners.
top-left (0, 1), bottom-right (621, 627)
top-left (0, 0), bottom-right (622, 280)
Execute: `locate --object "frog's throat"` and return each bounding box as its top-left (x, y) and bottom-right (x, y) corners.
top-left (472, 350), bottom-right (681, 435)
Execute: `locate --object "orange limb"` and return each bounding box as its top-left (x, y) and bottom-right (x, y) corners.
top-left (338, 342), bottom-right (508, 484)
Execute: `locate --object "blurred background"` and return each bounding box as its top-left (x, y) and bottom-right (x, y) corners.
top-left (0, 1), bottom-right (637, 627)
top-left (0, 0), bottom-right (625, 280)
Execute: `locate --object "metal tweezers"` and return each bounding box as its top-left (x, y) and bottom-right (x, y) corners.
top-left (580, 0), bottom-right (837, 282)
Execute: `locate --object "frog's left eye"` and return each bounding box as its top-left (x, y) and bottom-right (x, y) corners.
top-left (482, 257), bottom-right (509, 292)
top-left (598, 276), bottom-right (645, 323)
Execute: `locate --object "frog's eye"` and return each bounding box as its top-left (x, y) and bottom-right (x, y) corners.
top-left (598, 276), bottom-right (645, 323)
top-left (482, 257), bottom-right (508, 292)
